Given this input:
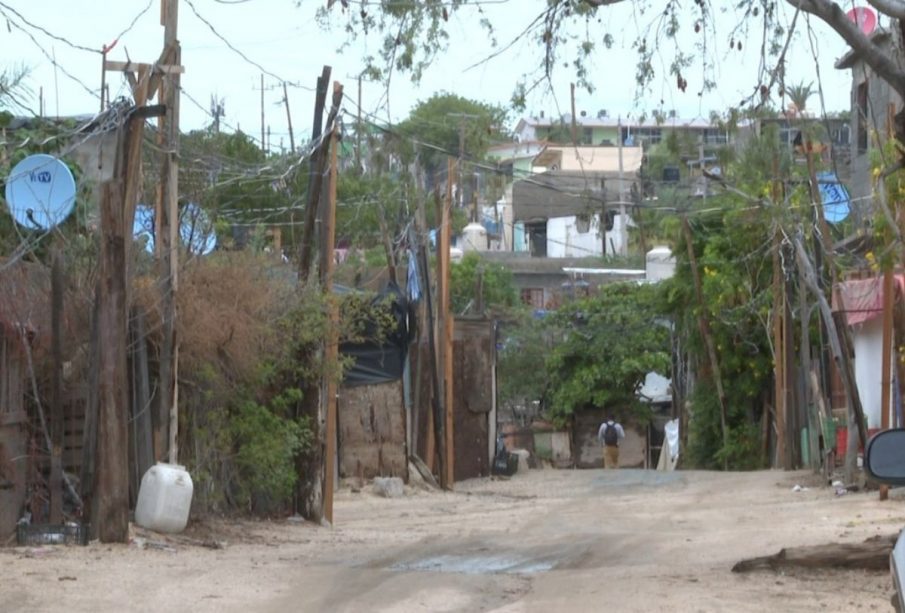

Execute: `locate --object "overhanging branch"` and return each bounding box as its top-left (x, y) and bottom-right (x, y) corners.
top-left (789, 0), bottom-right (905, 95)
top-left (867, 0), bottom-right (905, 20)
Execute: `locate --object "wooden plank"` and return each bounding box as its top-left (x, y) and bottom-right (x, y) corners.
top-left (338, 383), bottom-right (406, 479)
top-left (104, 60), bottom-right (184, 74)
top-left (732, 534), bottom-right (896, 573)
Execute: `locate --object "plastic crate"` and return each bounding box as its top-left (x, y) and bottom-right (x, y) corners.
top-left (16, 523), bottom-right (89, 546)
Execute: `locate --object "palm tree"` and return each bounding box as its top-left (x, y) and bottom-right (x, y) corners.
top-left (0, 65), bottom-right (31, 111)
top-left (786, 82), bottom-right (814, 118)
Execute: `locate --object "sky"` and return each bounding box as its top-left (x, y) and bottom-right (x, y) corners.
top-left (0, 0), bottom-right (862, 151)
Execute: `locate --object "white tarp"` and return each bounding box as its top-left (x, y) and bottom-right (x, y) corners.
top-left (657, 418), bottom-right (680, 471)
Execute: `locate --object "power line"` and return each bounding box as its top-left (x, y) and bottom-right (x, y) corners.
top-left (182, 0), bottom-right (313, 90)
top-left (0, 1), bottom-right (100, 54)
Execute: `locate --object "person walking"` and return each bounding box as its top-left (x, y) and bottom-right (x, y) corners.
top-left (598, 416), bottom-right (625, 469)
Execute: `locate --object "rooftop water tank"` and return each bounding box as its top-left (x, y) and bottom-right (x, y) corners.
top-left (646, 246), bottom-right (676, 282)
top-left (460, 222), bottom-right (488, 252)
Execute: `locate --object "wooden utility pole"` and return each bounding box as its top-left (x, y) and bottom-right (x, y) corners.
top-left (570, 83), bottom-right (578, 146)
top-left (617, 118), bottom-right (627, 255)
top-left (447, 112), bottom-right (478, 218)
top-left (283, 82), bottom-right (295, 153)
top-left (260, 73), bottom-right (266, 152)
top-left (682, 215), bottom-right (729, 469)
top-left (771, 156), bottom-right (786, 468)
top-left (96, 104), bottom-right (143, 543)
top-left (95, 26), bottom-right (169, 539)
top-left (772, 235), bottom-right (786, 468)
top-left (437, 158), bottom-right (455, 488)
top-left (416, 195), bottom-right (439, 472)
top-left (158, 0), bottom-right (181, 464)
top-left (880, 267), bottom-right (894, 500)
top-left (356, 74), bottom-right (362, 171)
top-left (296, 77), bottom-right (343, 523)
top-left (600, 177), bottom-right (607, 256)
top-left (298, 66), bottom-right (331, 282)
top-left (322, 99), bottom-right (340, 524)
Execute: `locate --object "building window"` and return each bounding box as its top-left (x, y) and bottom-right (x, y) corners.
top-left (520, 288), bottom-right (546, 309)
top-left (623, 127), bottom-right (660, 145)
top-left (582, 127), bottom-right (593, 145)
top-left (857, 81), bottom-right (868, 153)
top-left (832, 124), bottom-right (850, 146)
top-left (702, 128), bottom-right (729, 145)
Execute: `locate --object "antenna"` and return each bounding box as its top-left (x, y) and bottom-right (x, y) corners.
top-left (4, 154), bottom-right (77, 230)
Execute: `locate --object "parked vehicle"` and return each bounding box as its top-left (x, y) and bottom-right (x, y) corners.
top-left (865, 429), bottom-right (905, 612)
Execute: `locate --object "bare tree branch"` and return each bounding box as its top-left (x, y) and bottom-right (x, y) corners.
top-left (581, 0), bottom-right (629, 6)
top-left (867, 0), bottom-right (905, 20)
top-left (789, 0), bottom-right (905, 95)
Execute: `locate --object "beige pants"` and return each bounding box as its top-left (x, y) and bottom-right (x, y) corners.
top-left (604, 445), bottom-right (619, 469)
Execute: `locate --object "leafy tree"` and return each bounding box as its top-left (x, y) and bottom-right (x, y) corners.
top-left (661, 128), bottom-right (792, 469)
top-left (449, 251), bottom-right (518, 314)
top-left (543, 282), bottom-right (671, 425)
top-left (395, 93), bottom-right (508, 177)
top-left (497, 312), bottom-right (551, 418)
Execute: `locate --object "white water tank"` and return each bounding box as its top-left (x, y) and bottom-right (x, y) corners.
top-left (646, 246), bottom-right (676, 282)
top-left (134, 462), bottom-right (194, 533)
top-left (460, 222), bottom-right (488, 252)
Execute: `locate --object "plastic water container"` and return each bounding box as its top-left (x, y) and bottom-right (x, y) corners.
top-left (134, 463), bottom-right (193, 533)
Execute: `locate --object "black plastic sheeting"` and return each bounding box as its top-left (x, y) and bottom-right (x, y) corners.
top-left (339, 281), bottom-right (411, 387)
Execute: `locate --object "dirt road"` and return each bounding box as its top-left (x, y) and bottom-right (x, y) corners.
top-left (1, 468), bottom-right (900, 612)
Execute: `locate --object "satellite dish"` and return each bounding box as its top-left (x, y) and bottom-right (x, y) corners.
top-left (846, 7), bottom-right (877, 36)
top-left (4, 154), bottom-right (77, 230)
top-left (133, 204), bottom-right (155, 253)
top-left (817, 172), bottom-right (851, 224)
top-left (179, 203), bottom-right (217, 255)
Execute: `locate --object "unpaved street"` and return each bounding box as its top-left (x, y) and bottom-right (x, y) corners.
top-left (1, 468), bottom-right (900, 612)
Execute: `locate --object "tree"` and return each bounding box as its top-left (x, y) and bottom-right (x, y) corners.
top-left (0, 64), bottom-right (30, 112)
top-left (449, 251), bottom-right (518, 314)
top-left (395, 93), bottom-right (508, 178)
top-left (785, 81), bottom-right (814, 118)
top-left (543, 282), bottom-right (671, 425)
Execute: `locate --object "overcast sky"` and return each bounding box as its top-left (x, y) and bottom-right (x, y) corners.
top-left (2, 0), bottom-right (858, 149)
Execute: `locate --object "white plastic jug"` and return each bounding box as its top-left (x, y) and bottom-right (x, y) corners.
top-left (134, 462), bottom-right (194, 533)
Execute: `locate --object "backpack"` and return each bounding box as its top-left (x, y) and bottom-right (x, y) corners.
top-left (603, 422), bottom-right (619, 446)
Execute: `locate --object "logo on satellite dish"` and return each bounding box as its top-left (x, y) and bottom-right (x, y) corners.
top-left (4, 154), bottom-right (77, 230)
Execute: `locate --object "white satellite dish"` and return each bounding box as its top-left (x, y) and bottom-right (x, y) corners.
top-left (180, 203), bottom-right (217, 255)
top-left (4, 154), bottom-right (77, 230)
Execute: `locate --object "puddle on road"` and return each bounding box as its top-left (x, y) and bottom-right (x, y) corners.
top-left (593, 470), bottom-right (684, 489)
top-left (390, 553), bottom-right (556, 575)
